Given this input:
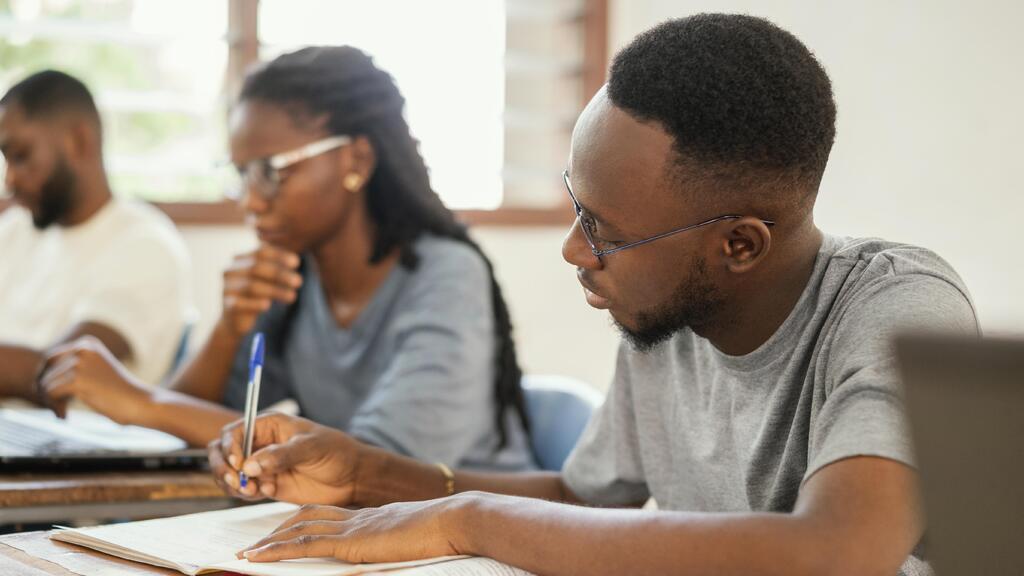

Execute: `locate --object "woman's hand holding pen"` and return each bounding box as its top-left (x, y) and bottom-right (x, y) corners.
top-left (209, 412), bottom-right (361, 506)
top-left (220, 244), bottom-right (303, 338)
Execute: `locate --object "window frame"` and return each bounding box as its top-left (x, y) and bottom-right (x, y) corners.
top-left (1, 0), bottom-right (606, 227)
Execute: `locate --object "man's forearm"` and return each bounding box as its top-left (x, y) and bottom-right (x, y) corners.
top-left (352, 446), bottom-right (577, 507)
top-left (453, 494), bottom-right (862, 576)
top-left (0, 344), bottom-right (43, 401)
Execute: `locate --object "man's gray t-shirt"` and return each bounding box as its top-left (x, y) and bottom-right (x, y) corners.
top-left (225, 235), bottom-right (534, 471)
top-left (563, 235), bottom-right (978, 573)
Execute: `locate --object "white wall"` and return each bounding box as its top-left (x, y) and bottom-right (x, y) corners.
top-left (609, 0), bottom-right (1024, 334)
top-left (179, 224), bottom-right (622, 392)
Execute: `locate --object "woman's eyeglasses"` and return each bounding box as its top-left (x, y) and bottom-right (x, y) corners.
top-left (224, 135), bottom-right (352, 202)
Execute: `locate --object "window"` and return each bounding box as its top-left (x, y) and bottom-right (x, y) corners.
top-left (259, 0), bottom-right (505, 210)
top-left (1, 0), bottom-right (606, 223)
top-left (0, 0), bottom-right (230, 202)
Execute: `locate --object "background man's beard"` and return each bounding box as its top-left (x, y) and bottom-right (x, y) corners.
top-left (615, 258), bottom-right (724, 353)
top-left (32, 157), bottom-right (76, 229)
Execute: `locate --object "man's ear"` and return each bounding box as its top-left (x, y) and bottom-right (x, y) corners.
top-left (720, 217), bottom-right (772, 274)
top-left (62, 116), bottom-right (100, 164)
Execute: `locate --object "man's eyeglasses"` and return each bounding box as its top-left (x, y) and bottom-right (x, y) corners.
top-left (563, 169), bottom-right (776, 258)
top-left (225, 135), bottom-right (352, 202)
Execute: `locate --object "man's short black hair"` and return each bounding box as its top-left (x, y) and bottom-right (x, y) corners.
top-left (608, 14), bottom-right (836, 207)
top-left (1, 69), bottom-right (101, 125)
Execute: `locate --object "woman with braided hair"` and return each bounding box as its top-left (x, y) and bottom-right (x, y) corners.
top-left (37, 46), bottom-right (535, 472)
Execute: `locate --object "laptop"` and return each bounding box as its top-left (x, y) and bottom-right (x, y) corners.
top-left (896, 335), bottom-right (1024, 576)
top-left (0, 403), bottom-right (207, 472)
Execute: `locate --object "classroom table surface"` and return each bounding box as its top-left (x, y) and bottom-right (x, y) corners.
top-left (0, 530), bottom-right (178, 575)
top-left (0, 470), bottom-right (236, 525)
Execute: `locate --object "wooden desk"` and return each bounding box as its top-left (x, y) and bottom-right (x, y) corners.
top-left (0, 471), bottom-right (235, 525)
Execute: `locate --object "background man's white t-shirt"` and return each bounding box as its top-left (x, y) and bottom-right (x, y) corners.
top-left (0, 198), bottom-right (193, 384)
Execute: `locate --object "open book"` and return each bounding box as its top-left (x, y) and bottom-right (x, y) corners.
top-left (49, 501), bottom-right (527, 575)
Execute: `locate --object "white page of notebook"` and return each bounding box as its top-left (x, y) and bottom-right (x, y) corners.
top-left (389, 557), bottom-right (534, 576)
top-left (51, 502), bottom-right (464, 576)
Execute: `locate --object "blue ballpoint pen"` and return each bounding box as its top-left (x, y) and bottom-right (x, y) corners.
top-left (239, 332), bottom-right (265, 489)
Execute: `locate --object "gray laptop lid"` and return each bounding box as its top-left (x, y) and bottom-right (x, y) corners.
top-left (897, 335), bottom-right (1024, 576)
top-left (0, 406), bottom-right (206, 472)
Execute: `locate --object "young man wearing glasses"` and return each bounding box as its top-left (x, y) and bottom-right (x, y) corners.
top-left (210, 14), bottom-right (976, 576)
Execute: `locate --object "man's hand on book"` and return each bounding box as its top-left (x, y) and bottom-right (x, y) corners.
top-left (209, 412), bottom-right (361, 506)
top-left (236, 497), bottom-right (471, 564)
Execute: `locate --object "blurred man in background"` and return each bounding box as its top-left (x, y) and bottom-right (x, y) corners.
top-left (0, 69), bottom-right (192, 400)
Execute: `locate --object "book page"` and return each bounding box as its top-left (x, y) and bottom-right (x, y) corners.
top-left (208, 556), bottom-right (467, 576)
top-left (388, 557), bottom-right (534, 576)
top-left (51, 502), bottom-right (465, 576)
top-left (53, 502), bottom-right (301, 573)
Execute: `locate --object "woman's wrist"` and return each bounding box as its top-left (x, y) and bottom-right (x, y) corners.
top-left (121, 378), bottom-right (158, 427)
top-left (213, 316), bottom-right (245, 345)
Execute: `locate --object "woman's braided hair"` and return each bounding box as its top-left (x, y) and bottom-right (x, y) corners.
top-left (240, 46), bottom-right (529, 448)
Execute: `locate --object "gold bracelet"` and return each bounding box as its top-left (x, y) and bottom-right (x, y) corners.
top-left (436, 462), bottom-right (455, 496)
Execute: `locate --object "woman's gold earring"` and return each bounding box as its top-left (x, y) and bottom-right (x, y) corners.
top-left (343, 173), bottom-right (363, 192)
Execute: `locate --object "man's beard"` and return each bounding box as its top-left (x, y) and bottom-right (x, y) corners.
top-left (32, 156), bottom-right (76, 229)
top-left (615, 258), bottom-right (724, 353)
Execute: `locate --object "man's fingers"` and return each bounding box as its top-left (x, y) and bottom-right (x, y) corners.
top-left (207, 439), bottom-right (233, 491)
top-left (259, 480), bottom-right (277, 498)
top-left (208, 439), bottom-right (254, 499)
top-left (244, 431), bottom-right (319, 478)
top-left (250, 412), bottom-right (303, 449)
top-left (218, 412), bottom-right (286, 472)
top-left (44, 340), bottom-right (87, 362)
top-left (51, 399), bottom-right (69, 420)
top-left (39, 355), bottom-right (77, 386)
top-left (41, 372), bottom-right (77, 401)
top-left (219, 419), bottom-right (246, 471)
top-left (243, 441), bottom-right (296, 478)
top-left (243, 534), bottom-right (344, 563)
top-left (213, 412), bottom-right (311, 502)
top-left (38, 372), bottom-right (73, 419)
top-left (36, 360), bottom-right (77, 420)
top-left (44, 334), bottom-right (104, 363)
top-left (216, 461), bottom-right (262, 499)
top-left (216, 413), bottom-right (295, 497)
top-left (39, 357), bottom-right (80, 400)
top-left (239, 519), bottom-right (347, 558)
top-left (40, 350), bottom-right (80, 381)
top-left (275, 505), bottom-right (352, 533)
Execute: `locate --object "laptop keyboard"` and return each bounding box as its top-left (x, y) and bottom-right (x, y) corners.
top-left (0, 417), bottom-right (101, 455)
